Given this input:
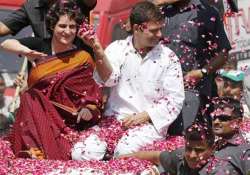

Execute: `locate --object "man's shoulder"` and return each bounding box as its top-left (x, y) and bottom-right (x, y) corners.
top-left (106, 37), bottom-right (132, 51)
top-left (216, 143), bottom-right (249, 156)
top-left (160, 148), bottom-right (184, 174)
top-left (157, 44), bottom-right (180, 62)
top-left (201, 156), bottom-right (242, 175)
top-left (215, 142), bottom-right (250, 170)
top-left (161, 148), bottom-right (184, 159)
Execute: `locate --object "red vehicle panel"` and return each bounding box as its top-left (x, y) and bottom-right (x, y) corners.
top-left (0, 0), bottom-right (24, 9)
top-left (91, 0), bottom-right (142, 48)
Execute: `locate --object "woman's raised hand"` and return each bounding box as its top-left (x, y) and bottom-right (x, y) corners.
top-left (21, 48), bottom-right (47, 67)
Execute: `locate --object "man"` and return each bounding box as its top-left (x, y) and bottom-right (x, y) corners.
top-left (0, 0), bottom-right (96, 38)
top-left (154, 0), bottom-right (238, 17)
top-left (119, 122), bottom-right (218, 174)
top-left (209, 97), bottom-right (250, 174)
top-left (215, 69), bottom-right (244, 100)
top-left (157, 0), bottom-right (232, 133)
top-left (72, 1), bottom-right (184, 160)
top-left (120, 110), bottom-right (249, 174)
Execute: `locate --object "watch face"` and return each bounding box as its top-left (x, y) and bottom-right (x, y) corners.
top-left (201, 68), bottom-right (207, 75)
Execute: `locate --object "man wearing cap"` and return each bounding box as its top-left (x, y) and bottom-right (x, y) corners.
top-left (216, 69), bottom-right (245, 100)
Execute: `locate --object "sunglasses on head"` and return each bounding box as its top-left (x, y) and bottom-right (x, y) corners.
top-left (211, 115), bottom-right (235, 122)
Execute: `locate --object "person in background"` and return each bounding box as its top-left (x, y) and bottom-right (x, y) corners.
top-left (118, 122), bottom-right (227, 175)
top-left (0, 74), bottom-right (12, 136)
top-left (71, 1), bottom-right (184, 160)
top-left (0, 0), bottom-right (103, 160)
top-left (215, 69), bottom-right (244, 100)
top-left (0, 74), bottom-right (15, 121)
top-left (154, 0), bottom-right (232, 134)
top-left (120, 104), bottom-right (250, 174)
top-left (210, 97), bottom-right (250, 174)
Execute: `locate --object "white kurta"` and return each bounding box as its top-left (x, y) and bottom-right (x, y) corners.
top-left (95, 36), bottom-right (184, 136)
top-left (72, 36), bottom-right (185, 160)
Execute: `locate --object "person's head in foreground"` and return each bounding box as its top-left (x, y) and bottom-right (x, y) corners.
top-left (46, 0), bottom-right (83, 50)
top-left (211, 97), bottom-right (243, 139)
top-left (129, 1), bottom-right (165, 50)
top-left (184, 122), bottom-right (215, 170)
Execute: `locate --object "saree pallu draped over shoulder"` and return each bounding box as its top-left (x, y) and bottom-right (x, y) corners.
top-left (9, 50), bottom-right (103, 160)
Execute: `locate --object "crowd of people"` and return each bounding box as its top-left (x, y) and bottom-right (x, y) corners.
top-left (0, 0), bottom-right (249, 174)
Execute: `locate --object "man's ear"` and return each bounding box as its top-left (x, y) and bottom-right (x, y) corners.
top-left (233, 118), bottom-right (242, 129)
top-left (133, 24), bottom-right (143, 32)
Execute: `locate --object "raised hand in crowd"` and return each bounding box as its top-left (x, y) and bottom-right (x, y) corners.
top-left (0, 39), bottom-right (47, 67)
top-left (77, 21), bottom-right (103, 53)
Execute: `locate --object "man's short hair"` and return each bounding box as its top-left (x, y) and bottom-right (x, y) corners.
top-left (185, 122), bottom-right (215, 147)
top-left (212, 97), bottom-right (243, 118)
top-left (129, 1), bottom-right (164, 30)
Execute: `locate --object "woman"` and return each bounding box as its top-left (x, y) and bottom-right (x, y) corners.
top-left (0, 0), bottom-right (103, 160)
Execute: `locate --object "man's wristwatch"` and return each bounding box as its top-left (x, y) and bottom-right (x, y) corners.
top-left (201, 68), bottom-right (208, 77)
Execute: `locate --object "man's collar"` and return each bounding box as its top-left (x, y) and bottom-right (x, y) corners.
top-left (181, 158), bottom-right (204, 175)
top-left (215, 132), bottom-right (246, 149)
top-left (226, 132), bottom-right (246, 145)
top-left (127, 36), bottom-right (162, 59)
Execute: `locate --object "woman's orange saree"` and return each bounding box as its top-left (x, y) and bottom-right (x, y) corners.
top-left (9, 50), bottom-right (103, 160)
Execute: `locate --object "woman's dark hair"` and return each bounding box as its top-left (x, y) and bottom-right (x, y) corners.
top-left (185, 122), bottom-right (215, 147)
top-left (129, 1), bottom-right (164, 31)
top-left (46, 0), bottom-right (84, 34)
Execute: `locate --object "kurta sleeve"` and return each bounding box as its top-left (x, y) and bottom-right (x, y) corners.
top-left (146, 51), bottom-right (184, 136)
top-left (94, 40), bottom-right (126, 87)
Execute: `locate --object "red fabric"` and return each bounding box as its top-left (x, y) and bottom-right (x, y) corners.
top-left (9, 61), bottom-right (103, 160)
